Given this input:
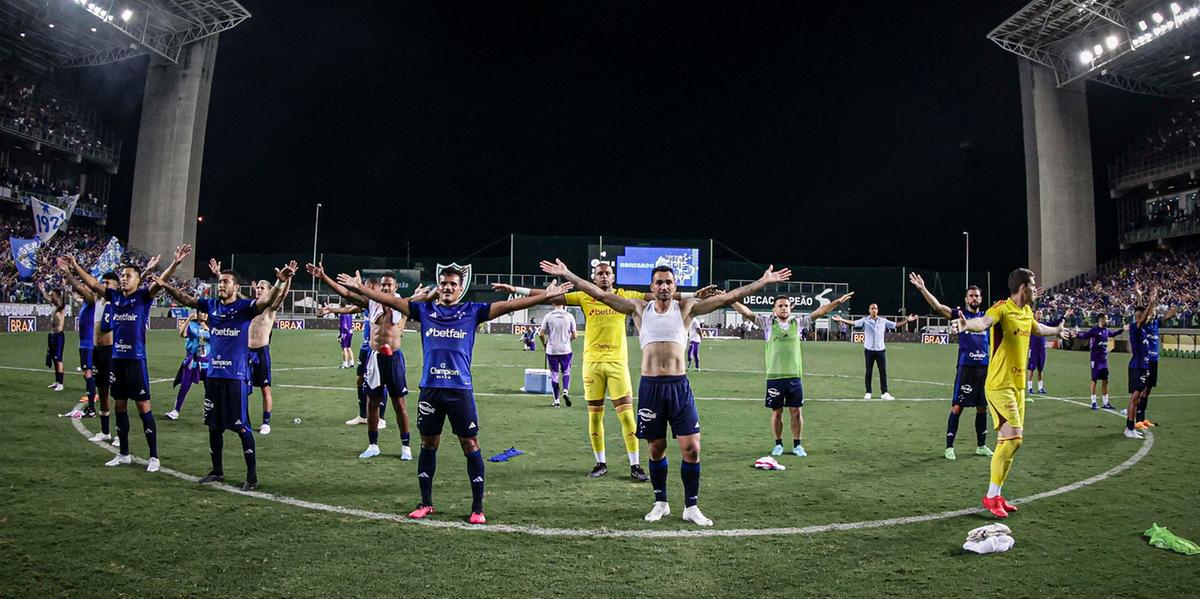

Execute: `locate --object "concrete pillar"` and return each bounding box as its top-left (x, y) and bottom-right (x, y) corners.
top-left (1018, 61), bottom-right (1096, 288)
top-left (128, 36), bottom-right (219, 279)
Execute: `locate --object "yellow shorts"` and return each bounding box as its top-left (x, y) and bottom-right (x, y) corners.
top-left (984, 387), bottom-right (1025, 431)
top-left (582, 361), bottom-right (633, 402)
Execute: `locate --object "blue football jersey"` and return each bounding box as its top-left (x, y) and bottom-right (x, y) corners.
top-left (1128, 321), bottom-right (1150, 369)
top-left (78, 299), bottom-right (96, 350)
top-left (1145, 318), bottom-right (1160, 361)
top-left (106, 288), bottom-right (153, 360)
top-left (950, 307), bottom-right (988, 366)
top-left (200, 298), bottom-right (259, 380)
top-left (411, 301), bottom-right (492, 390)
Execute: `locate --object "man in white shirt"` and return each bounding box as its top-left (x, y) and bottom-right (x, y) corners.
top-left (539, 300), bottom-right (578, 407)
top-left (833, 304), bottom-right (916, 400)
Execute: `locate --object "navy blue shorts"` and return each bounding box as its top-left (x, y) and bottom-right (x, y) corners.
top-left (94, 345), bottom-right (112, 390)
top-left (1128, 367), bottom-right (1148, 394)
top-left (248, 346), bottom-right (272, 388)
top-left (416, 387), bottom-right (479, 438)
top-left (46, 331), bottom-right (65, 366)
top-left (952, 365), bottom-right (987, 408)
top-left (203, 378), bottom-right (251, 431)
top-left (357, 347), bottom-right (370, 376)
top-left (366, 351), bottom-right (408, 399)
top-left (765, 377), bottom-right (803, 409)
top-left (79, 348), bottom-right (95, 371)
top-left (636, 375), bottom-right (700, 440)
top-left (109, 358), bottom-right (150, 401)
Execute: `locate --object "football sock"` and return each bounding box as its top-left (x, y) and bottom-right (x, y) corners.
top-left (237, 426), bottom-right (256, 481)
top-left (116, 411), bottom-right (130, 455)
top-left (793, 438), bottom-right (802, 447)
top-left (369, 429), bottom-right (379, 445)
top-left (775, 438), bottom-right (783, 447)
top-left (85, 376), bottom-right (96, 403)
top-left (262, 411), bottom-right (271, 426)
top-left (974, 411), bottom-right (987, 447)
top-left (100, 413), bottom-right (110, 435)
top-left (987, 482), bottom-right (1002, 498)
top-left (649, 457), bottom-right (668, 503)
top-left (1038, 381), bottom-right (1044, 391)
top-left (418, 447), bottom-right (437, 505)
top-left (616, 404), bottom-right (639, 463)
top-left (1090, 394), bottom-right (1097, 405)
top-left (55, 371), bottom-right (64, 385)
top-left (988, 436), bottom-right (1022, 493)
top-left (551, 381), bottom-right (560, 398)
top-left (1137, 395), bottom-right (1149, 422)
top-left (562, 371), bottom-right (570, 392)
top-left (945, 411), bottom-right (961, 448)
top-left (680, 461), bottom-right (700, 507)
top-left (401, 432), bottom-right (411, 447)
top-left (208, 428), bottom-right (224, 474)
top-left (466, 449), bottom-right (485, 513)
top-left (1102, 394), bottom-right (1109, 405)
top-left (140, 411), bottom-right (158, 459)
top-left (588, 405), bottom-right (605, 462)
top-left (1126, 418), bottom-right (1136, 430)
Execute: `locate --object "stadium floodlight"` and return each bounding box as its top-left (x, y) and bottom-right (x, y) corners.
top-left (1093, 44), bottom-right (1104, 57)
top-left (1194, 70), bottom-right (1200, 77)
top-left (121, 9), bottom-right (133, 21)
top-left (1171, 3), bottom-right (1182, 14)
top-left (90, 27), bottom-right (96, 32)
top-left (1105, 35), bottom-right (1120, 50)
top-left (1080, 49), bottom-right (1094, 64)
top-left (1139, 20), bottom-right (1149, 30)
top-left (1153, 12), bottom-right (1164, 24)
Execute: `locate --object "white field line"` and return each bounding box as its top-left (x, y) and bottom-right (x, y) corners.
top-left (68, 392), bottom-right (1154, 539)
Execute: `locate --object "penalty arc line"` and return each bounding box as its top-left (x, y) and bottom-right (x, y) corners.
top-left (68, 396), bottom-right (1154, 539)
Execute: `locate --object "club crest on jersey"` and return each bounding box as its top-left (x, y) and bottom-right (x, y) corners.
top-left (435, 262), bottom-right (473, 303)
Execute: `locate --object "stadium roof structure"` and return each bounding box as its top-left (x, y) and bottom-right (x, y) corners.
top-left (989, 0), bottom-right (1200, 97)
top-left (0, 0), bottom-right (249, 68)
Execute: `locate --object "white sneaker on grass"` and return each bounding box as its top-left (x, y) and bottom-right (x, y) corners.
top-left (1123, 429), bottom-right (1144, 440)
top-left (881, 392), bottom-right (895, 401)
top-left (377, 419), bottom-right (387, 430)
top-left (863, 393), bottom-right (872, 400)
top-left (88, 432), bottom-right (111, 442)
top-left (682, 505), bottom-right (714, 526)
top-left (259, 423), bottom-right (271, 435)
top-left (644, 501), bottom-right (671, 522)
top-left (345, 416), bottom-right (367, 425)
top-left (401, 446), bottom-right (413, 461)
top-left (111, 436), bottom-right (121, 448)
top-left (52, 383), bottom-right (63, 391)
top-left (359, 444), bottom-right (381, 459)
top-left (164, 410), bottom-right (179, 421)
top-left (146, 457), bottom-right (160, 473)
top-left (105, 454), bottom-right (131, 467)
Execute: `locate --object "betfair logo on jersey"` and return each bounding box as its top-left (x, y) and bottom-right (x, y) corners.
top-left (587, 307), bottom-right (621, 317)
top-left (210, 327), bottom-right (241, 337)
top-left (426, 327), bottom-right (468, 339)
top-left (112, 313), bottom-right (139, 322)
top-left (1010, 328), bottom-right (1030, 337)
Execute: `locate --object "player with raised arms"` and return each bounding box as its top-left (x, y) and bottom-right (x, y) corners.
top-left (831, 306), bottom-right (918, 400)
top-left (310, 266), bottom-right (425, 459)
top-left (1124, 290), bottom-right (1158, 439)
top-left (908, 273), bottom-right (995, 461)
top-left (730, 289), bottom-right (853, 458)
top-left (1134, 284), bottom-right (1176, 428)
top-left (1075, 313), bottom-right (1123, 411)
top-left (318, 278), bottom-right (390, 427)
top-left (153, 260), bottom-right (296, 491)
top-left (952, 268), bottom-right (1070, 518)
top-left (339, 266), bottom-right (572, 524)
top-left (63, 246), bottom-right (189, 472)
top-left (495, 263), bottom-right (716, 481)
top-left (542, 258), bottom-right (790, 526)
top-left (246, 273), bottom-right (290, 435)
top-left (57, 260), bottom-right (114, 427)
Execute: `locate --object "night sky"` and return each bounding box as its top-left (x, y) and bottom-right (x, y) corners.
top-left (75, 1), bottom-right (1173, 276)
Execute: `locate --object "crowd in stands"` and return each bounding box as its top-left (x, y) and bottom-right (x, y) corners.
top-left (0, 167), bottom-right (105, 211)
top-left (0, 65), bottom-right (113, 162)
top-left (1042, 246), bottom-right (1200, 329)
top-left (1118, 100), bottom-right (1200, 166)
top-left (0, 213), bottom-right (189, 305)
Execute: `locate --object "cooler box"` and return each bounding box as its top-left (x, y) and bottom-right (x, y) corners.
top-left (523, 368), bottom-right (552, 394)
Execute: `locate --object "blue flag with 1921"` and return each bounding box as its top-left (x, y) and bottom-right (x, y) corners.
top-left (91, 236), bottom-right (123, 277)
top-left (9, 237), bottom-right (38, 279)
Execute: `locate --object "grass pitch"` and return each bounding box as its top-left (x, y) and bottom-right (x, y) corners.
top-left (1, 329), bottom-right (1198, 597)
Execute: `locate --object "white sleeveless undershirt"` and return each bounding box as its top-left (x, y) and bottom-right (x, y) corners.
top-left (639, 300), bottom-right (688, 348)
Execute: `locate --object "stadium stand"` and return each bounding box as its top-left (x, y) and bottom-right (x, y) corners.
top-left (1042, 246), bottom-right (1200, 329)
